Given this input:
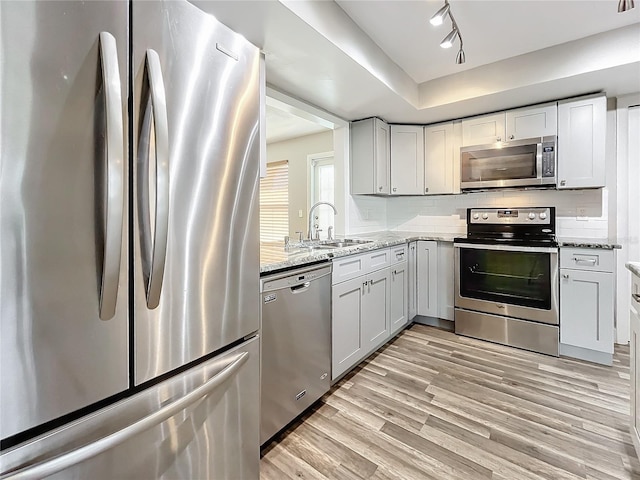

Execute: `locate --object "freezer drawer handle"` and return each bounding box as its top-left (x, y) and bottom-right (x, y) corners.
top-left (98, 32), bottom-right (125, 320)
top-left (137, 49), bottom-right (170, 309)
top-left (0, 351), bottom-right (249, 480)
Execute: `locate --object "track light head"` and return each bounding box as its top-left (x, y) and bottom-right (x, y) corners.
top-left (440, 29), bottom-right (458, 49)
top-left (618, 0), bottom-right (635, 12)
top-left (456, 48), bottom-right (465, 64)
top-left (429, 2), bottom-right (450, 26)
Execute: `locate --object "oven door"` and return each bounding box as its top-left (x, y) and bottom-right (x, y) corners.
top-left (454, 243), bottom-right (559, 325)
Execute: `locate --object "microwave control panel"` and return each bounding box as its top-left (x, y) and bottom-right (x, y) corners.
top-left (541, 143), bottom-right (556, 178)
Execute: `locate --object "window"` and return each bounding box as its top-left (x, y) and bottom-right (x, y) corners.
top-left (310, 152), bottom-right (334, 237)
top-left (260, 160), bottom-right (289, 243)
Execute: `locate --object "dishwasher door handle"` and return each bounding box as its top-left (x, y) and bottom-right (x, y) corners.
top-left (290, 282), bottom-right (311, 293)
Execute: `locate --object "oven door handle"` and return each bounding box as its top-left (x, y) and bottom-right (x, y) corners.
top-left (454, 242), bottom-right (558, 254)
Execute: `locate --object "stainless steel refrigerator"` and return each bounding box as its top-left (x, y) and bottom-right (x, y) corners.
top-left (0, 1), bottom-right (260, 478)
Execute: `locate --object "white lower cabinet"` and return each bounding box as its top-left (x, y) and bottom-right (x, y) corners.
top-left (408, 242), bottom-right (418, 321)
top-left (332, 249), bottom-right (391, 381)
top-left (332, 276), bottom-right (365, 380)
top-left (630, 272), bottom-right (640, 457)
top-left (390, 260), bottom-right (409, 335)
top-left (417, 241), bottom-right (438, 317)
top-left (332, 245), bottom-right (413, 381)
top-left (559, 248), bottom-right (615, 364)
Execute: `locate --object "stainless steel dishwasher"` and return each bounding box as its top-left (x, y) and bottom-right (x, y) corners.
top-left (260, 262), bottom-right (332, 445)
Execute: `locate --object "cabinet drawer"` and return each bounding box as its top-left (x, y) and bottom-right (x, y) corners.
top-left (560, 248), bottom-right (614, 273)
top-left (390, 245), bottom-right (408, 265)
top-left (332, 248), bottom-right (391, 285)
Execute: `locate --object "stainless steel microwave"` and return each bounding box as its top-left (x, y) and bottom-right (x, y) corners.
top-left (460, 136), bottom-right (556, 191)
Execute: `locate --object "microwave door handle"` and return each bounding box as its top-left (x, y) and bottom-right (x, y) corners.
top-left (536, 141), bottom-right (543, 180)
top-left (98, 32), bottom-right (125, 320)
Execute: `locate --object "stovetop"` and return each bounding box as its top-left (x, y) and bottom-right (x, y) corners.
top-left (454, 207), bottom-right (557, 248)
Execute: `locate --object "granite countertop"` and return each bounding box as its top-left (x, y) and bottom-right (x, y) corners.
top-left (627, 262), bottom-right (640, 277)
top-left (260, 231), bottom-right (460, 275)
top-left (557, 237), bottom-right (622, 250)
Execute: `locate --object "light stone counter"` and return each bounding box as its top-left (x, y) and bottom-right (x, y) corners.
top-left (260, 231), bottom-right (461, 275)
top-left (557, 237), bottom-right (622, 249)
top-left (627, 262), bottom-right (640, 277)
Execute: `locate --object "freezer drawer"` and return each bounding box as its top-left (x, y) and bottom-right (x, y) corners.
top-left (0, 337), bottom-right (259, 480)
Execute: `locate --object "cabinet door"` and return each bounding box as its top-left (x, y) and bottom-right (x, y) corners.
top-left (417, 241), bottom-right (438, 317)
top-left (505, 103), bottom-right (557, 140)
top-left (631, 294), bottom-right (640, 458)
top-left (390, 262), bottom-right (408, 335)
top-left (390, 125), bottom-right (424, 195)
top-left (424, 122), bottom-right (455, 194)
top-left (557, 95), bottom-right (606, 189)
top-left (375, 118), bottom-right (391, 194)
top-left (362, 268), bottom-right (390, 354)
top-left (437, 243), bottom-right (455, 321)
top-left (332, 277), bottom-right (365, 380)
top-left (408, 242), bottom-right (417, 320)
top-left (461, 113), bottom-right (506, 146)
top-left (560, 269), bottom-right (614, 353)
top-left (350, 118), bottom-right (390, 195)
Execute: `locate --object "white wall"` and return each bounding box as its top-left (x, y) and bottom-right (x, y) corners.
top-left (267, 130), bottom-right (333, 238)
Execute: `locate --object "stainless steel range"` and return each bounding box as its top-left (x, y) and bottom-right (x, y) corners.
top-left (454, 207), bottom-right (559, 356)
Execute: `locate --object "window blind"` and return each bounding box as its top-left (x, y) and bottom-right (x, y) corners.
top-left (260, 160), bottom-right (289, 242)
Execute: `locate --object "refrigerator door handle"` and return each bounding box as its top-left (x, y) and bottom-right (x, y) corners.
top-left (1, 351), bottom-right (249, 480)
top-left (98, 32), bottom-right (125, 320)
top-left (138, 49), bottom-right (170, 309)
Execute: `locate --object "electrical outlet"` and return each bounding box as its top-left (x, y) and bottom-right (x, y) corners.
top-left (298, 209), bottom-right (303, 218)
top-left (576, 207), bottom-right (588, 221)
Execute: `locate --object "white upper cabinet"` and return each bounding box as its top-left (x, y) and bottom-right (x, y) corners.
top-left (506, 103), bottom-right (557, 140)
top-left (424, 122), bottom-right (456, 195)
top-left (557, 94), bottom-right (606, 189)
top-left (351, 117), bottom-right (390, 194)
top-left (390, 125), bottom-right (425, 195)
top-left (461, 112), bottom-right (506, 146)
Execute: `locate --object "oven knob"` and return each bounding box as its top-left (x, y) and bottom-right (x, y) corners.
top-left (539, 212), bottom-right (547, 220)
top-left (472, 213), bottom-right (480, 220)
top-left (481, 213), bottom-right (489, 220)
top-left (528, 212), bottom-right (535, 220)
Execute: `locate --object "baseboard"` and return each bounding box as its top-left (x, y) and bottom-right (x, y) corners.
top-left (412, 315), bottom-right (454, 332)
top-left (559, 343), bottom-right (613, 366)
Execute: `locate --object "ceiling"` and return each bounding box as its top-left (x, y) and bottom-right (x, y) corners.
top-left (337, 0), bottom-right (640, 84)
top-left (195, 0), bottom-right (640, 125)
top-left (266, 104), bottom-right (331, 144)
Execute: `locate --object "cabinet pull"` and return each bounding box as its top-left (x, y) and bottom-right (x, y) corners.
top-left (378, 186), bottom-right (383, 191)
top-left (573, 257), bottom-right (597, 265)
top-left (562, 274), bottom-right (569, 279)
top-left (509, 134), bottom-right (515, 140)
top-left (560, 180), bottom-right (566, 186)
top-left (496, 136), bottom-right (501, 142)
top-left (632, 293), bottom-right (640, 303)
top-left (392, 187), bottom-right (397, 192)
top-left (425, 187), bottom-right (429, 193)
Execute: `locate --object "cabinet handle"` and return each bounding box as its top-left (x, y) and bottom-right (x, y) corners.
top-left (560, 180), bottom-right (566, 186)
top-left (632, 293), bottom-right (640, 302)
top-left (379, 186), bottom-right (383, 191)
top-left (362, 281), bottom-right (367, 294)
top-left (573, 257), bottom-right (597, 265)
top-left (562, 274), bottom-right (569, 279)
top-left (509, 135), bottom-right (515, 140)
top-left (393, 187), bottom-right (397, 192)
top-left (425, 187), bottom-right (429, 193)
top-left (496, 136), bottom-right (501, 142)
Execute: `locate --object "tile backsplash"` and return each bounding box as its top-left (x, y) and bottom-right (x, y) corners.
top-left (349, 188), bottom-right (609, 238)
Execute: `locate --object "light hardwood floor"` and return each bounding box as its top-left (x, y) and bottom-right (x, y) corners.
top-left (260, 324), bottom-right (639, 480)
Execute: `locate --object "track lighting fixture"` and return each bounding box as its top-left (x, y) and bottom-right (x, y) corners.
top-left (618, 0), bottom-right (635, 12)
top-left (429, 0), bottom-right (465, 64)
top-left (429, 2), bottom-right (450, 26)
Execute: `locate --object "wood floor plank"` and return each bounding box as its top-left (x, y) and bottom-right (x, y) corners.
top-left (260, 325), bottom-right (638, 480)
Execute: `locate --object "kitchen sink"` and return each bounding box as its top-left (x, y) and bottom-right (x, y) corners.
top-left (318, 239), bottom-right (372, 248)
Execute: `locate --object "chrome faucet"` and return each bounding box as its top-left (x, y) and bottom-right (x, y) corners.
top-left (307, 201), bottom-right (337, 240)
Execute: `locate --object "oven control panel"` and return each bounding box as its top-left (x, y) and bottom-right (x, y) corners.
top-left (469, 207), bottom-right (552, 225)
